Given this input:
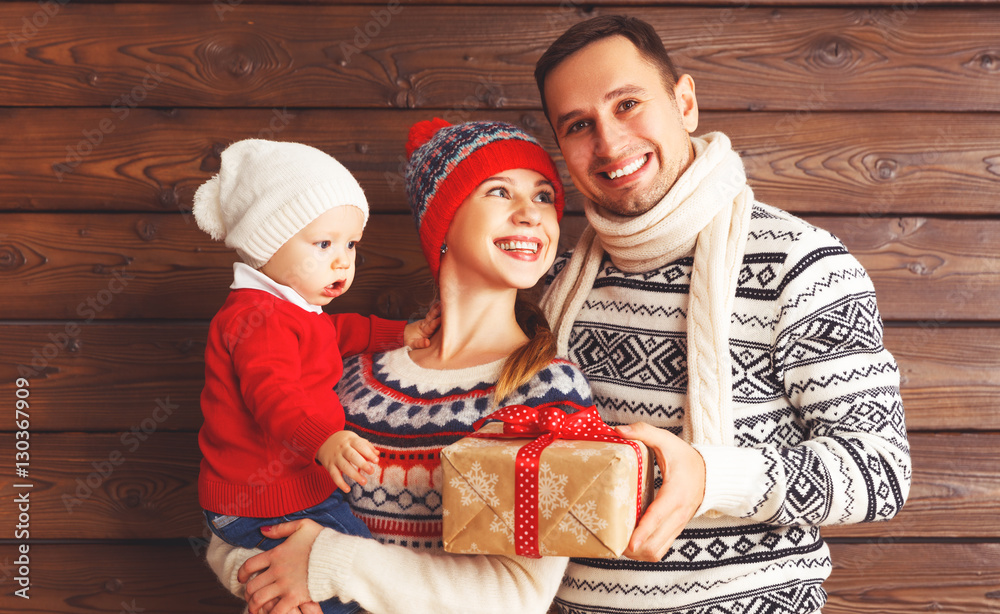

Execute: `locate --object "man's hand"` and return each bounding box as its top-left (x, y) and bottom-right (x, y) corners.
top-left (615, 422), bottom-right (706, 562)
top-left (403, 302), bottom-right (441, 349)
top-left (238, 519), bottom-right (324, 614)
top-left (316, 431), bottom-right (379, 493)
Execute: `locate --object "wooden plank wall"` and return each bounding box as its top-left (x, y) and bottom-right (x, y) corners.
top-left (1, 1), bottom-right (999, 612)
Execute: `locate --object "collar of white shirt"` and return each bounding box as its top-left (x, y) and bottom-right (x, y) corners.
top-left (229, 262), bottom-right (323, 315)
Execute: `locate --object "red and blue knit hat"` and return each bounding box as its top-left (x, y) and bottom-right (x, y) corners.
top-left (404, 118), bottom-right (565, 279)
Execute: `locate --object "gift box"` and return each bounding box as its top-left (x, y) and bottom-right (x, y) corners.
top-left (441, 403), bottom-right (654, 559)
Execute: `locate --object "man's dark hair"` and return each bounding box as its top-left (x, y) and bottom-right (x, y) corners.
top-left (534, 15), bottom-right (680, 119)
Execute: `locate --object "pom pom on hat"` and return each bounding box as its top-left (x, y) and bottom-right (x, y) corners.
top-left (406, 117), bottom-right (452, 159)
top-left (193, 175), bottom-right (226, 241)
top-left (404, 119), bottom-right (564, 280)
top-left (191, 139), bottom-right (369, 268)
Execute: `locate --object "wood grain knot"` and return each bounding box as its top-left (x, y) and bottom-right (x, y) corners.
top-left (966, 51), bottom-right (1000, 73)
top-left (392, 88), bottom-right (419, 109)
top-left (136, 220), bottom-right (158, 242)
top-left (874, 158), bottom-right (898, 181)
top-left (356, 143), bottom-right (369, 155)
top-left (123, 490), bottom-right (143, 509)
top-left (104, 579), bottom-right (123, 593)
top-left (813, 36), bottom-right (854, 69)
top-left (201, 145), bottom-right (224, 172)
top-left (196, 33), bottom-right (283, 87)
top-left (376, 290), bottom-right (402, 319)
top-left (0, 243), bottom-right (27, 271)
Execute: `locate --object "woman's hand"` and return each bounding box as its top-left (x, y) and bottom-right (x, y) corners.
top-left (238, 519), bottom-right (324, 614)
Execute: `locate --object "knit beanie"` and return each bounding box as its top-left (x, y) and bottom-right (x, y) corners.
top-left (193, 139), bottom-right (369, 269)
top-left (404, 118), bottom-right (565, 279)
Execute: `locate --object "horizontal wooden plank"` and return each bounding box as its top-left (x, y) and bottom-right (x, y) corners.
top-left (4, 542), bottom-right (997, 613)
top-left (0, 213), bottom-right (435, 321)
top-left (1, 5), bottom-right (999, 111)
top-left (2, 213), bottom-right (1000, 322)
top-left (1, 324), bottom-right (997, 432)
top-left (0, 433), bottom-right (204, 540)
top-left (0, 324), bottom-right (207, 431)
top-left (3, 543), bottom-right (242, 614)
top-left (883, 327), bottom-right (1000, 432)
top-left (0, 432), bottom-right (994, 539)
top-left (825, 542), bottom-right (1000, 613)
top-left (3, 108), bottom-right (999, 217)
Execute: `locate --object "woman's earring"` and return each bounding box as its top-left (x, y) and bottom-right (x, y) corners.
top-left (440, 243), bottom-right (448, 255)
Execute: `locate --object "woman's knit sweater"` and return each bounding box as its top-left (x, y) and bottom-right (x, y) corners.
top-left (208, 347), bottom-right (593, 614)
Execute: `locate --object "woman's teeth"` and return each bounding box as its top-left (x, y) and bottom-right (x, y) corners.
top-left (495, 240), bottom-right (539, 254)
top-left (606, 155), bottom-right (647, 180)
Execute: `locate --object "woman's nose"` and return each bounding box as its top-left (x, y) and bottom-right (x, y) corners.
top-left (512, 200), bottom-right (543, 226)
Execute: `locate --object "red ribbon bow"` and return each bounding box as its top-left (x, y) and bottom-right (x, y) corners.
top-left (471, 401), bottom-right (646, 558)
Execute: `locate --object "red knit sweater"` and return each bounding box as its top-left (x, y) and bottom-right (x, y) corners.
top-left (198, 289), bottom-right (405, 518)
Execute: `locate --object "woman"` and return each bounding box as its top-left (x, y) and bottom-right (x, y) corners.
top-left (207, 118), bottom-right (593, 614)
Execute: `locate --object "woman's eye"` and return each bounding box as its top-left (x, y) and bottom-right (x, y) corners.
top-left (486, 186), bottom-right (509, 198)
top-left (533, 191), bottom-right (555, 204)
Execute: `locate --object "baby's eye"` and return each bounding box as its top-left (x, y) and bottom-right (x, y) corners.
top-left (347, 241), bottom-right (358, 250)
top-left (317, 240), bottom-right (331, 249)
top-left (486, 186), bottom-right (510, 198)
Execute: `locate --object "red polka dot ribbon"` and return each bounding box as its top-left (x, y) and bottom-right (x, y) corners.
top-left (471, 401), bottom-right (646, 558)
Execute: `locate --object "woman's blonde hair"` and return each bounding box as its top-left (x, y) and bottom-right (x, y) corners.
top-left (492, 292), bottom-right (558, 406)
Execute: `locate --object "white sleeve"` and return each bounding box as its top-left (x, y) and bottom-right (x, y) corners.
top-left (307, 529), bottom-right (569, 614)
top-left (205, 533), bottom-right (251, 600)
top-left (204, 531), bottom-right (568, 614)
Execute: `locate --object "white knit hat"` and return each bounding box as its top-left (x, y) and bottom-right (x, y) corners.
top-left (192, 139), bottom-right (369, 268)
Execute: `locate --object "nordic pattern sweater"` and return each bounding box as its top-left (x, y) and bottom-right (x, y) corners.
top-left (551, 204), bottom-right (911, 614)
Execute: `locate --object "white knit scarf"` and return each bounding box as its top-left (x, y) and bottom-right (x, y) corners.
top-left (541, 132), bottom-right (754, 446)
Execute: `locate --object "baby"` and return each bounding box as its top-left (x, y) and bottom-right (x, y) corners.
top-left (193, 139), bottom-right (436, 614)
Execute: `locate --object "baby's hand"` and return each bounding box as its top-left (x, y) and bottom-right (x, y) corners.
top-left (404, 302), bottom-right (441, 349)
top-left (315, 431), bottom-right (379, 493)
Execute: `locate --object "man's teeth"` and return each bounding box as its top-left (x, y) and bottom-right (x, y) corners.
top-left (606, 155), bottom-right (647, 180)
top-left (496, 240), bottom-right (539, 254)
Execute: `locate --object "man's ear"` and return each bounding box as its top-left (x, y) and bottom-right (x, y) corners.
top-left (674, 74), bottom-right (699, 134)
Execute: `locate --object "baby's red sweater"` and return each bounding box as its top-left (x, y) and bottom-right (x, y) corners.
top-left (198, 289), bottom-right (404, 518)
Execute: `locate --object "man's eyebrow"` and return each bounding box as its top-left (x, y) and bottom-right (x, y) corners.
top-left (554, 84), bottom-right (648, 130)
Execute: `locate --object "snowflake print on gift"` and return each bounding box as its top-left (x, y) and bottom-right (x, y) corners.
top-left (450, 461), bottom-right (500, 507)
top-left (538, 462), bottom-right (570, 519)
top-left (572, 447), bottom-right (603, 462)
top-left (559, 499), bottom-right (608, 544)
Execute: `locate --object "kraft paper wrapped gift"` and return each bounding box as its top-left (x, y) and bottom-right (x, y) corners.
top-left (441, 403), bottom-right (654, 559)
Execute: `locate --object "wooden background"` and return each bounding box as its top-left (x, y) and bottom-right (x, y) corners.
top-left (1, 0), bottom-right (999, 612)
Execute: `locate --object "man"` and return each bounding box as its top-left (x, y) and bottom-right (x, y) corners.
top-left (538, 15), bottom-right (911, 614)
